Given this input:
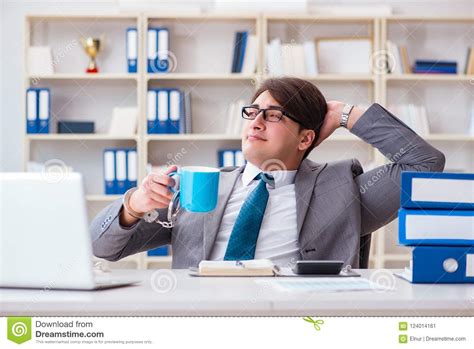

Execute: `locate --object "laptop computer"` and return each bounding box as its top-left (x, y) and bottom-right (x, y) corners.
top-left (0, 172), bottom-right (140, 290)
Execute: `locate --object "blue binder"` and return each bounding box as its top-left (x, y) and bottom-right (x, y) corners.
top-left (147, 245), bottom-right (169, 257)
top-left (147, 28), bottom-right (158, 73)
top-left (103, 148), bottom-right (116, 195)
top-left (398, 208), bottom-right (474, 246)
top-left (410, 246), bottom-right (474, 283)
top-left (26, 88), bottom-right (38, 133)
top-left (231, 32), bottom-right (242, 73)
top-left (147, 89), bottom-right (158, 134)
top-left (115, 148), bottom-right (128, 194)
top-left (237, 31), bottom-right (248, 72)
top-left (36, 88), bottom-right (50, 134)
top-left (155, 28), bottom-right (170, 73)
top-left (401, 171), bottom-right (474, 210)
top-left (218, 149), bottom-right (236, 167)
top-left (126, 28), bottom-right (138, 73)
top-left (156, 89), bottom-right (169, 134)
top-left (126, 148), bottom-right (138, 189)
top-left (168, 89), bottom-right (181, 134)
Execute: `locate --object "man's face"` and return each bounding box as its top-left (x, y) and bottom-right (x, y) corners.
top-left (241, 90), bottom-right (304, 170)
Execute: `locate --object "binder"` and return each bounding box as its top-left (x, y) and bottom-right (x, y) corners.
top-left (37, 89), bottom-right (50, 134)
top-left (218, 149), bottom-right (236, 167)
top-left (103, 149), bottom-right (116, 195)
top-left (237, 31), bottom-right (248, 73)
top-left (147, 90), bottom-right (158, 133)
top-left (183, 91), bottom-right (192, 134)
top-left (156, 28), bottom-right (169, 73)
top-left (156, 89), bottom-right (169, 134)
top-left (147, 245), bottom-right (169, 256)
top-left (231, 32), bottom-right (243, 73)
top-left (126, 28), bottom-right (138, 73)
top-left (147, 28), bottom-right (158, 73)
top-left (405, 246), bottom-right (474, 283)
top-left (126, 149), bottom-right (138, 189)
top-left (401, 171), bottom-right (474, 210)
top-left (168, 89), bottom-right (181, 134)
top-left (398, 208), bottom-right (474, 246)
top-left (115, 149), bottom-right (127, 194)
top-left (234, 150), bottom-right (245, 166)
top-left (26, 88), bottom-right (37, 134)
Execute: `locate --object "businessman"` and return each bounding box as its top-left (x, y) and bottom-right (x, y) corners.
top-left (91, 77), bottom-right (445, 268)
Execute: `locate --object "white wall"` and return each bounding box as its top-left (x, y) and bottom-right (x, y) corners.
top-left (1, 0), bottom-right (473, 171)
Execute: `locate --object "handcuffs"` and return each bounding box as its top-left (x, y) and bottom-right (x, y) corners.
top-left (123, 187), bottom-right (181, 228)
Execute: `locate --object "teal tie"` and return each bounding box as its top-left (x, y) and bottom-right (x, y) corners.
top-left (224, 173), bottom-right (274, 261)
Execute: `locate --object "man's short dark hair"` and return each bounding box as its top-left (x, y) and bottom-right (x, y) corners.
top-left (251, 77), bottom-right (327, 159)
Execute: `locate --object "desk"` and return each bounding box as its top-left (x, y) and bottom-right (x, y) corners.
top-left (1, 269), bottom-right (473, 316)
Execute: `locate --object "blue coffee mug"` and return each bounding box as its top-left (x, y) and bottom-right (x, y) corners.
top-left (168, 166), bottom-right (220, 212)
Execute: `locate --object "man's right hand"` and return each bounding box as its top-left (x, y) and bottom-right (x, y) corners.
top-left (120, 165), bottom-right (177, 227)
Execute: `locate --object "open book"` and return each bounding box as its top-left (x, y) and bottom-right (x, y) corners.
top-left (189, 259), bottom-right (360, 277)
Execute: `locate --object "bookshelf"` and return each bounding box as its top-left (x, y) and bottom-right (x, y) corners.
top-left (22, 13), bottom-right (474, 270)
top-left (378, 16), bottom-right (474, 268)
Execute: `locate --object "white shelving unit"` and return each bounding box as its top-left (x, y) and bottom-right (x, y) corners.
top-left (22, 13), bottom-right (474, 270)
top-left (378, 15), bottom-right (474, 268)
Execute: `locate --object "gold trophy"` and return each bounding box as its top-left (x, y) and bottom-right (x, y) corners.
top-left (80, 36), bottom-right (103, 73)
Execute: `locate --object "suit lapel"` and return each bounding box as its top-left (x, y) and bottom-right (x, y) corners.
top-left (203, 166), bottom-right (243, 259)
top-left (295, 159), bottom-right (327, 238)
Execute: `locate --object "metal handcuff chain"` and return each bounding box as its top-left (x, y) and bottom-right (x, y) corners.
top-left (143, 190), bottom-right (181, 228)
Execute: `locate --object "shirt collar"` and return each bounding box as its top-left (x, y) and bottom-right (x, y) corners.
top-left (241, 161), bottom-right (297, 189)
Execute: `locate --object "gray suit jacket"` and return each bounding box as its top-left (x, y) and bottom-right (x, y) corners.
top-left (90, 103), bottom-right (445, 268)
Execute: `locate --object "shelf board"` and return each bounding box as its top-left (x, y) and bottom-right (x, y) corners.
top-left (386, 16), bottom-right (474, 22)
top-left (27, 134), bottom-right (138, 141)
top-left (27, 13), bottom-right (140, 20)
top-left (385, 74), bottom-right (474, 82)
top-left (383, 254), bottom-right (411, 261)
top-left (147, 73), bottom-right (256, 81)
top-left (145, 134), bottom-right (366, 142)
top-left (264, 74), bottom-right (375, 82)
top-left (264, 14), bottom-right (376, 22)
top-left (146, 134), bottom-right (242, 141)
top-left (425, 134), bottom-right (474, 141)
top-left (145, 256), bottom-right (172, 262)
top-left (86, 195), bottom-right (122, 202)
top-left (27, 73), bottom-right (138, 80)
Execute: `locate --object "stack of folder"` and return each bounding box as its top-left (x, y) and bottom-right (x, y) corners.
top-left (147, 88), bottom-right (191, 134)
top-left (26, 88), bottom-right (51, 134)
top-left (218, 149), bottom-right (245, 168)
top-left (397, 172), bottom-right (474, 283)
top-left (147, 27), bottom-right (170, 73)
top-left (103, 148), bottom-right (138, 195)
top-left (413, 60), bottom-right (457, 74)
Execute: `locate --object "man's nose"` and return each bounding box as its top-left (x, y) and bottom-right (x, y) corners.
top-left (249, 112), bottom-right (266, 130)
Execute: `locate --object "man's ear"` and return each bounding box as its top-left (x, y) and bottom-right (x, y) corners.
top-left (298, 130), bottom-right (316, 151)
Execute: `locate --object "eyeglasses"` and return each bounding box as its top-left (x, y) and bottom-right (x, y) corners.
top-left (241, 105), bottom-right (306, 127)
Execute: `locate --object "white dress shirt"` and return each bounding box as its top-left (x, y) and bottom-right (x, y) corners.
top-left (209, 162), bottom-right (300, 265)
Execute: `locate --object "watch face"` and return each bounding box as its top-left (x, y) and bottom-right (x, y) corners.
top-left (343, 104), bottom-right (353, 115)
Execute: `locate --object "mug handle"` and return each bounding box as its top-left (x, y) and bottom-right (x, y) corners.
top-left (167, 171), bottom-right (180, 193)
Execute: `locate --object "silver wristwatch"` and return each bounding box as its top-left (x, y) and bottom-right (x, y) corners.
top-left (339, 104), bottom-right (354, 128)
